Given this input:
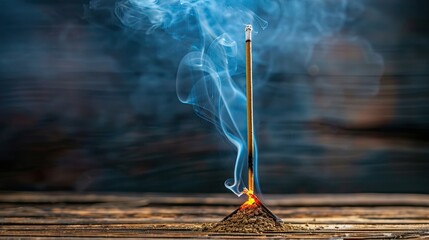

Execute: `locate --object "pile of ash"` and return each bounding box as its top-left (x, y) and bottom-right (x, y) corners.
top-left (202, 200), bottom-right (291, 233)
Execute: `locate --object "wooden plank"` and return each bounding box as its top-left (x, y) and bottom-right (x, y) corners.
top-left (2, 192), bottom-right (429, 206)
top-left (0, 192), bottom-right (428, 239)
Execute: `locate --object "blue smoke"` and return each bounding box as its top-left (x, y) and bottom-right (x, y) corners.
top-left (87, 0), bottom-right (383, 196)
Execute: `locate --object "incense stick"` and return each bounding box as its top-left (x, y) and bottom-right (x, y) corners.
top-left (245, 25), bottom-right (254, 194)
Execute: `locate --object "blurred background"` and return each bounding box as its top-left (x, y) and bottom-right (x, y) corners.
top-left (1, 0), bottom-right (428, 194)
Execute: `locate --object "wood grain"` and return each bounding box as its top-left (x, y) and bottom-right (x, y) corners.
top-left (0, 192), bottom-right (428, 239)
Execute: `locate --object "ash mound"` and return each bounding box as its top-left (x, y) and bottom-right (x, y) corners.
top-left (202, 201), bottom-right (288, 233)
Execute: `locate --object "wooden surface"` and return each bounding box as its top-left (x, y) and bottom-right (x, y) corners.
top-left (0, 192), bottom-right (429, 239)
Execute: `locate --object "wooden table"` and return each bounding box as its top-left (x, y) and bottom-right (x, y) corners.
top-left (0, 192), bottom-right (428, 239)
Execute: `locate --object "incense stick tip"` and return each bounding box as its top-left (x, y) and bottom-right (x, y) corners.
top-left (245, 24), bottom-right (252, 41)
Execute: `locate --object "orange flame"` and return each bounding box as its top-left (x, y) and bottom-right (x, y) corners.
top-left (241, 188), bottom-right (261, 208)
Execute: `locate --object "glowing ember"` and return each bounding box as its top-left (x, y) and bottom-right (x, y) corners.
top-left (241, 188), bottom-right (258, 207)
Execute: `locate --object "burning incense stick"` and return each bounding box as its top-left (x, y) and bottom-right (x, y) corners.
top-left (243, 25), bottom-right (282, 223)
top-left (245, 25), bottom-right (254, 194)
top-left (205, 25), bottom-right (283, 231)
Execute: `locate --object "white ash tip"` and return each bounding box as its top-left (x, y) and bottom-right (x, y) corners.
top-left (245, 25), bottom-right (252, 41)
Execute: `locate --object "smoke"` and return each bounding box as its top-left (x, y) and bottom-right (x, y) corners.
top-left (87, 0), bottom-right (384, 196)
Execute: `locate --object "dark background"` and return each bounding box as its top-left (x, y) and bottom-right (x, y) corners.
top-left (1, 0), bottom-right (429, 194)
